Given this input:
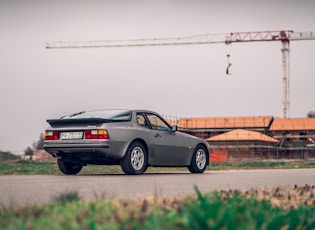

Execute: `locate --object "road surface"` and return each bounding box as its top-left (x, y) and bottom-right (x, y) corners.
top-left (0, 169), bottom-right (314, 207)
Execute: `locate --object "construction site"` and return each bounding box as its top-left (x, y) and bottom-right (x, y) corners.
top-left (47, 30), bottom-right (315, 162)
top-left (166, 116), bottom-right (315, 162)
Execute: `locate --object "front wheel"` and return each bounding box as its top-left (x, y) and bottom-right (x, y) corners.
top-left (120, 141), bottom-right (147, 175)
top-left (188, 145), bottom-right (208, 173)
top-left (57, 159), bottom-right (83, 175)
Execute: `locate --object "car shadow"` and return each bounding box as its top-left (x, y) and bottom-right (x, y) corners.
top-left (76, 171), bottom-right (211, 176)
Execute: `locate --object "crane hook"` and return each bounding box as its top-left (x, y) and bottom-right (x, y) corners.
top-left (226, 63), bottom-right (232, 75)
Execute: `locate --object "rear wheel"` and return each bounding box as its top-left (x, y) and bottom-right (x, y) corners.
top-left (120, 141), bottom-right (147, 175)
top-left (57, 159), bottom-right (83, 175)
top-left (188, 145), bottom-right (208, 173)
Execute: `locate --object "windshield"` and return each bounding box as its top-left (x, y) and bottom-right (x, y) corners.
top-left (61, 109), bottom-right (132, 121)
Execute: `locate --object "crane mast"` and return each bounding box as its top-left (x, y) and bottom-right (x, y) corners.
top-left (46, 30), bottom-right (315, 118)
top-left (282, 41), bottom-right (290, 118)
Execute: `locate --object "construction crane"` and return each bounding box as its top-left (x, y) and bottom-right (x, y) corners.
top-left (46, 30), bottom-right (315, 118)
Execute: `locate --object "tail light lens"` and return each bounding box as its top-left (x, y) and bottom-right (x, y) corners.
top-left (85, 130), bottom-right (109, 139)
top-left (45, 131), bottom-right (59, 140)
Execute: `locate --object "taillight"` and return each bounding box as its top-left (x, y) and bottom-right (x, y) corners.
top-left (85, 130), bottom-right (109, 139)
top-left (45, 131), bottom-right (59, 140)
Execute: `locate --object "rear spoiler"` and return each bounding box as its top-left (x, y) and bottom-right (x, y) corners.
top-left (47, 118), bottom-right (111, 125)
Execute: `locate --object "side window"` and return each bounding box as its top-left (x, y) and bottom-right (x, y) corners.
top-left (136, 114), bottom-right (149, 128)
top-left (146, 113), bottom-right (170, 131)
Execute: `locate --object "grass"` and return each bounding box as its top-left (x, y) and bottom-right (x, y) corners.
top-left (0, 160), bottom-right (125, 175)
top-left (0, 159), bottom-right (314, 175)
top-left (0, 150), bottom-right (314, 175)
top-left (210, 160), bottom-right (315, 170)
top-left (0, 185), bottom-right (314, 229)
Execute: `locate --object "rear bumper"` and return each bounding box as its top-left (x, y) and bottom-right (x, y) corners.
top-left (44, 139), bottom-right (128, 161)
top-left (44, 141), bottom-right (111, 156)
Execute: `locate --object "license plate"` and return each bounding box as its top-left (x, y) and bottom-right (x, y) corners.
top-left (60, 132), bottom-right (83, 140)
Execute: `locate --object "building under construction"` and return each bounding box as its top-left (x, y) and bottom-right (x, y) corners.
top-left (170, 116), bottom-right (315, 161)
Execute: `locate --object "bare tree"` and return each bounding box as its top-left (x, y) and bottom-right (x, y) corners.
top-left (24, 133), bottom-right (45, 159)
top-left (24, 146), bottom-right (33, 159)
top-left (307, 110), bottom-right (315, 118)
top-left (32, 133), bottom-right (45, 150)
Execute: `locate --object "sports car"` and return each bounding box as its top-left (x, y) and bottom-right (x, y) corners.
top-left (44, 109), bottom-right (210, 175)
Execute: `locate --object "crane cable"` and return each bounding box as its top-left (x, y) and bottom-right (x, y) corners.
top-left (226, 43), bottom-right (232, 75)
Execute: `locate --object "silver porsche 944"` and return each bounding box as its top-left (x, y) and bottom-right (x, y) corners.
top-left (44, 109), bottom-right (210, 175)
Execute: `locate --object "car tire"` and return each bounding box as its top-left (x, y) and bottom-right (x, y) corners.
top-left (120, 141), bottom-right (147, 175)
top-left (57, 159), bottom-right (83, 175)
top-left (188, 145), bottom-right (208, 173)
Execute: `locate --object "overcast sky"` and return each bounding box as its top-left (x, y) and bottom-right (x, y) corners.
top-left (1, 0), bottom-right (315, 155)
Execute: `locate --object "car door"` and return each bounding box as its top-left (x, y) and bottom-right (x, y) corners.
top-left (145, 113), bottom-right (188, 166)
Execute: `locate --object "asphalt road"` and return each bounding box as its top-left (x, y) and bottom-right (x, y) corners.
top-left (0, 168), bottom-right (314, 207)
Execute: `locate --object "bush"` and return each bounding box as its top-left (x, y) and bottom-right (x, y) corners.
top-left (120, 186), bottom-right (315, 229)
top-left (53, 192), bottom-right (81, 204)
top-left (0, 151), bottom-right (19, 162)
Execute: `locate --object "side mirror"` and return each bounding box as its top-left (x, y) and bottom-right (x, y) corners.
top-left (171, 125), bottom-right (178, 134)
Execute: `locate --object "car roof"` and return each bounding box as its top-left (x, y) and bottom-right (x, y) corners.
top-left (131, 109), bottom-right (158, 114)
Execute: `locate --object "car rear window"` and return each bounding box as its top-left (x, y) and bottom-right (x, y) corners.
top-left (61, 109), bottom-right (131, 121)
